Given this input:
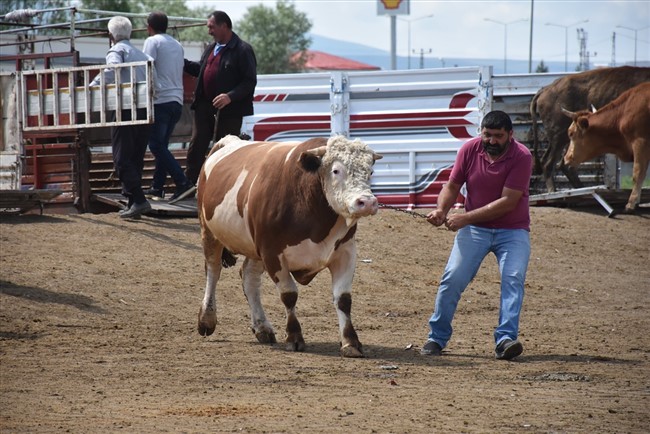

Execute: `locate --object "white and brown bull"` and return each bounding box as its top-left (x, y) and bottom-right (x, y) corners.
top-left (196, 135), bottom-right (382, 357)
top-left (563, 82), bottom-right (650, 214)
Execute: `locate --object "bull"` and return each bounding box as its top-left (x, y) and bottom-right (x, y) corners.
top-left (563, 82), bottom-right (650, 214)
top-left (196, 135), bottom-right (382, 358)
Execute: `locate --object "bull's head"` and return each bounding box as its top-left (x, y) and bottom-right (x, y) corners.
top-left (561, 107), bottom-right (593, 166)
top-left (300, 136), bottom-right (382, 224)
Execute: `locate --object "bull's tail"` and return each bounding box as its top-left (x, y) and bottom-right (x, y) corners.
top-left (221, 248), bottom-right (237, 268)
top-left (530, 90), bottom-right (543, 175)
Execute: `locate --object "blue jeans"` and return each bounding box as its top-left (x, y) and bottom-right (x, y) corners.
top-left (427, 225), bottom-right (530, 348)
top-left (148, 102), bottom-right (187, 190)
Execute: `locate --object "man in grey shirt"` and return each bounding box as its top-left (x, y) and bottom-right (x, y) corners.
top-left (142, 11), bottom-right (195, 203)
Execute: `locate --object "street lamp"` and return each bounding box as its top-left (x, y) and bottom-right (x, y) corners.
top-left (398, 14), bottom-right (434, 70)
top-left (546, 19), bottom-right (589, 72)
top-left (616, 24), bottom-right (650, 66)
top-left (484, 17), bottom-right (527, 73)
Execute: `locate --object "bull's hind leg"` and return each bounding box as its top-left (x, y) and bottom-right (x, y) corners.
top-left (625, 142), bottom-right (649, 213)
top-left (198, 226), bottom-right (222, 336)
top-left (329, 241), bottom-right (363, 358)
top-left (241, 258), bottom-right (276, 344)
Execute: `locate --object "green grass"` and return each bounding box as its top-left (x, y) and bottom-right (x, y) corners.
top-left (621, 175), bottom-right (650, 189)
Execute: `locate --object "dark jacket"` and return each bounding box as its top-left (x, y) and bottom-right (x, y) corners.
top-left (184, 32), bottom-right (257, 118)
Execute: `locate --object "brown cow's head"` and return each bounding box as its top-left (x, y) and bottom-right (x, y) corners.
top-left (300, 136), bottom-right (382, 224)
top-left (562, 108), bottom-right (594, 167)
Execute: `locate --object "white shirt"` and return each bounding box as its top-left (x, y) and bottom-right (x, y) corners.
top-left (142, 33), bottom-right (184, 105)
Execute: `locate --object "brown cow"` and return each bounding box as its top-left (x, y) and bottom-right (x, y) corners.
top-left (530, 66), bottom-right (650, 192)
top-left (563, 82), bottom-right (650, 213)
top-left (197, 135), bottom-right (382, 357)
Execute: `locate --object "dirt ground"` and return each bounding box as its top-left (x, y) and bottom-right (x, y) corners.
top-left (1, 204), bottom-right (649, 433)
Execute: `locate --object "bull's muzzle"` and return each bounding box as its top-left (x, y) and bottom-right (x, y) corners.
top-left (351, 194), bottom-right (379, 216)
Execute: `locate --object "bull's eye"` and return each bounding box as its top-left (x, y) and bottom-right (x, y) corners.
top-left (332, 169), bottom-right (339, 175)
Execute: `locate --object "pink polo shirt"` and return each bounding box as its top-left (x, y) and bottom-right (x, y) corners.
top-left (449, 136), bottom-right (532, 231)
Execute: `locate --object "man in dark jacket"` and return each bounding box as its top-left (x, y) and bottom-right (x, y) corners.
top-left (183, 10), bottom-right (257, 185)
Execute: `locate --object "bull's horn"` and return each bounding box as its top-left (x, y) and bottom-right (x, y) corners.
top-left (590, 104), bottom-right (597, 113)
top-left (373, 152), bottom-right (383, 161)
top-left (561, 107), bottom-right (577, 118)
top-left (303, 146), bottom-right (327, 158)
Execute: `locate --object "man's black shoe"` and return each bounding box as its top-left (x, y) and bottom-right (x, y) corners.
top-left (420, 340), bottom-right (442, 356)
top-left (144, 187), bottom-right (165, 200)
top-left (495, 339), bottom-right (523, 360)
top-left (168, 183), bottom-right (196, 204)
top-left (120, 201), bottom-right (152, 219)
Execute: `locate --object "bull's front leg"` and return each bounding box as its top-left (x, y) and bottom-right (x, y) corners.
top-left (329, 241), bottom-right (363, 358)
top-left (241, 258), bottom-right (276, 344)
top-left (198, 228), bottom-right (222, 336)
top-left (273, 268), bottom-right (305, 352)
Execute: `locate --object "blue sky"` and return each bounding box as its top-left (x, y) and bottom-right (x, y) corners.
top-left (187, 0), bottom-right (649, 67)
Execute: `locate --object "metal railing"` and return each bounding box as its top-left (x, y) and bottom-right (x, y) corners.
top-left (19, 60), bottom-right (154, 131)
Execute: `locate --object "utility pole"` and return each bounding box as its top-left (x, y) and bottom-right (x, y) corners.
top-left (413, 48), bottom-right (432, 69)
top-left (611, 32), bottom-right (616, 67)
top-left (576, 28), bottom-right (590, 71)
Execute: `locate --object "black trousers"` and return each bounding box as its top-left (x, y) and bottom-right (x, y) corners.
top-left (185, 99), bottom-right (243, 185)
top-left (111, 109), bottom-right (151, 205)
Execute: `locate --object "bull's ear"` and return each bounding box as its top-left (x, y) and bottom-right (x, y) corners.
top-left (299, 146), bottom-right (326, 172)
top-left (561, 107), bottom-right (577, 119)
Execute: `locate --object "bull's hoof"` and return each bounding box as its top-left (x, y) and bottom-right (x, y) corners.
top-left (340, 344), bottom-right (364, 358)
top-left (198, 323), bottom-right (216, 336)
top-left (253, 328), bottom-right (277, 344)
top-left (198, 308), bottom-right (217, 336)
top-left (285, 339), bottom-right (306, 352)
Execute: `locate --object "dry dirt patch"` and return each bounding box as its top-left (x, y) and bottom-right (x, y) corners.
top-left (1, 207), bottom-right (648, 433)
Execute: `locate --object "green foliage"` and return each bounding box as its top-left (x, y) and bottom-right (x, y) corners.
top-left (134, 0), bottom-right (210, 43)
top-left (1, 0), bottom-right (76, 35)
top-left (535, 60), bottom-right (549, 73)
top-left (236, 0), bottom-right (312, 74)
top-left (1, 0), bottom-right (313, 71)
top-left (621, 176), bottom-right (650, 189)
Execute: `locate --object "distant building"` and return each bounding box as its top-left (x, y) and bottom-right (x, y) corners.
top-left (291, 50), bottom-right (381, 72)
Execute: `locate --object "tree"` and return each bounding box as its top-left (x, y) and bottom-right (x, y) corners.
top-left (135, 0), bottom-right (210, 43)
top-left (236, 0), bottom-right (312, 74)
top-left (536, 60), bottom-right (549, 73)
top-left (1, 0), bottom-right (77, 35)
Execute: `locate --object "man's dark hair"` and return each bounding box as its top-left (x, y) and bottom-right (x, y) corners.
top-left (481, 110), bottom-right (513, 131)
top-left (147, 11), bottom-right (168, 33)
top-left (210, 11), bottom-right (232, 29)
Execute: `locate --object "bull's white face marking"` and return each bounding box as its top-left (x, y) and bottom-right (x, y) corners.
top-left (319, 137), bottom-right (379, 225)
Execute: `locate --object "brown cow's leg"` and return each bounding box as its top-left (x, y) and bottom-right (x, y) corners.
top-left (198, 225), bottom-right (221, 336)
top-left (559, 162), bottom-right (584, 189)
top-left (625, 143), bottom-right (649, 213)
top-left (241, 258), bottom-right (276, 344)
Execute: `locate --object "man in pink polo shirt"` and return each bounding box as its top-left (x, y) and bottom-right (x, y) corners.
top-left (421, 110), bottom-right (532, 360)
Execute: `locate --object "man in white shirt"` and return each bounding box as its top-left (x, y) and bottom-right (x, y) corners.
top-left (142, 11), bottom-right (195, 203)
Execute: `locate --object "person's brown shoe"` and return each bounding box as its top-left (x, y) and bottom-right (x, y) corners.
top-left (420, 340), bottom-right (442, 356)
top-left (495, 339), bottom-right (523, 360)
